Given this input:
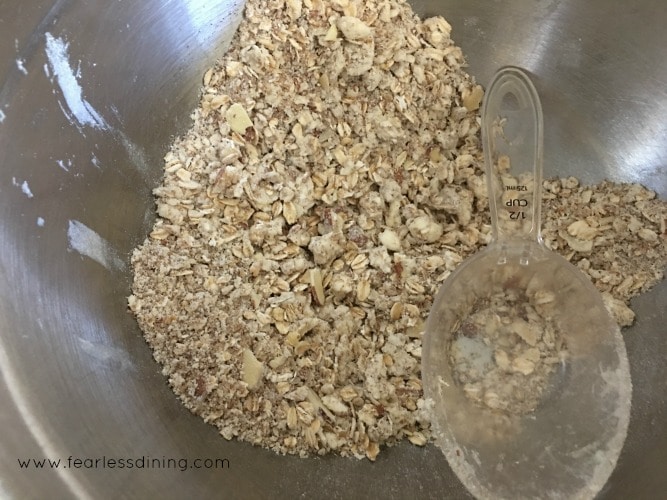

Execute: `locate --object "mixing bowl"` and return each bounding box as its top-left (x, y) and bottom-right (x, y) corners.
top-left (1, 0), bottom-right (665, 498)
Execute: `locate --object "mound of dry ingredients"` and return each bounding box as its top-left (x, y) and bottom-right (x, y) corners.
top-left (128, 0), bottom-right (667, 460)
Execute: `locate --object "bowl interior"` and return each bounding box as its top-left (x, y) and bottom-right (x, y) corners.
top-left (1, 0), bottom-right (665, 498)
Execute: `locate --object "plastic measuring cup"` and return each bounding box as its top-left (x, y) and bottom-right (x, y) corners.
top-left (422, 67), bottom-right (632, 500)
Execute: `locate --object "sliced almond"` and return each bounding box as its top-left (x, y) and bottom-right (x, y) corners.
top-left (242, 349), bottom-right (263, 389)
top-left (225, 103), bottom-right (254, 135)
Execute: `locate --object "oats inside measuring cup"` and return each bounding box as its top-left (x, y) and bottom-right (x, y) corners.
top-left (449, 287), bottom-right (567, 415)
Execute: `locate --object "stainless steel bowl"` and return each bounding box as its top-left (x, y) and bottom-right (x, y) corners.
top-left (1, 1), bottom-right (664, 498)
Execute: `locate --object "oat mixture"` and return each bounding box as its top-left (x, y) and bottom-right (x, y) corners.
top-left (449, 288), bottom-right (567, 415)
top-left (128, 0), bottom-right (667, 460)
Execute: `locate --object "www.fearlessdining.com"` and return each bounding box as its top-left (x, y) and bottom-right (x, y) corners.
top-left (17, 456), bottom-right (230, 472)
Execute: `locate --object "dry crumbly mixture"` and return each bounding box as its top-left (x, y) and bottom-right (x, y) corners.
top-left (128, 0), bottom-right (667, 460)
top-left (449, 288), bottom-right (566, 415)
top-left (541, 179), bottom-right (666, 326)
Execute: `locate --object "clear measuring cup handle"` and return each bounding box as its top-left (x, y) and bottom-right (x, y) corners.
top-left (482, 66), bottom-right (544, 247)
